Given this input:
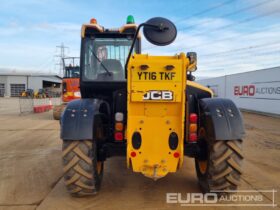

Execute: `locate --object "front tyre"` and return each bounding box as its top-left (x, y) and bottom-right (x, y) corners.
top-left (62, 140), bottom-right (103, 196)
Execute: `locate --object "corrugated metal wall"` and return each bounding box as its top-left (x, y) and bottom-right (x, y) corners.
top-left (198, 67), bottom-right (280, 115)
top-left (0, 75), bottom-right (61, 97)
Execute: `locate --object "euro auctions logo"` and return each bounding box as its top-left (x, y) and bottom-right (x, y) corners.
top-left (234, 85), bottom-right (256, 96)
top-left (166, 193), bottom-right (218, 205)
top-left (234, 81), bottom-right (280, 100)
top-left (166, 190), bottom-right (277, 207)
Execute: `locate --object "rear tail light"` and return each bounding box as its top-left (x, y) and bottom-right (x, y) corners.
top-left (189, 113), bottom-right (198, 123)
top-left (188, 113), bottom-right (198, 143)
top-left (114, 132), bottom-right (123, 141)
top-left (189, 133), bottom-right (197, 142)
top-left (114, 112), bottom-right (124, 141)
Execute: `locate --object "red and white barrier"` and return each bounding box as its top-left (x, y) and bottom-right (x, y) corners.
top-left (33, 98), bottom-right (53, 113)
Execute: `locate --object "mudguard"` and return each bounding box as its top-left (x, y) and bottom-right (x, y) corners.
top-left (199, 98), bottom-right (245, 140)
top-left (60, 99), bottom-right (109, 140)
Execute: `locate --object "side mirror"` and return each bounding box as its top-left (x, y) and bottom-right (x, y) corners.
top-left (125, 17), bottom-right (177, 77)
top-left (143, 17), bottom-right (177, 46)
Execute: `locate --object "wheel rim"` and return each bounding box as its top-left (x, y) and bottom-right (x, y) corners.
top-left (96, 161), bottom-right (102, 174)
top-left (197, 127), bottom-right (208, 174)
top-left (198, 160), bottom-right (207, 174)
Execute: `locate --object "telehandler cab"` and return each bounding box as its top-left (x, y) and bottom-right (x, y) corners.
top-left (60, 16), bottom-right (245, 196)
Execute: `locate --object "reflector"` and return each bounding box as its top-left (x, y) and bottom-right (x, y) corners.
top-left (173, 152), bottom-right (180, 158)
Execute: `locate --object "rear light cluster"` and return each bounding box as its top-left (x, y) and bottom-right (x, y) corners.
top-left (114, 112), bottom-right (124, 141)
top-left (189, 113), bottom-right (198, 142)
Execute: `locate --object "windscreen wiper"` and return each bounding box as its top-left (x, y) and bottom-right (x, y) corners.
top-left (91, 49), bottom-right (112, 76)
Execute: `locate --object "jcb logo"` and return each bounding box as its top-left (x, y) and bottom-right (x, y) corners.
top-left (143, 90), bottom-right (173, 100)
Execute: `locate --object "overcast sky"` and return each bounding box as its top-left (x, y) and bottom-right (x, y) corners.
top-left (0, 0), bottom-right (279, 77)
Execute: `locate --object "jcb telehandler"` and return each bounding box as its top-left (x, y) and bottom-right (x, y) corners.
top-left (53, 57), bottom-right (81, 120)
top-left (60, 16), bottom-right (244, 196)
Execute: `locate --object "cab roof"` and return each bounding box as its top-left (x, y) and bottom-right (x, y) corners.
top-left (81, 23), bottom-right (140, 38)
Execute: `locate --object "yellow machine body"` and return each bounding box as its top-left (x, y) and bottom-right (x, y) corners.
top-left (127, 53), bottom-right (190, 179)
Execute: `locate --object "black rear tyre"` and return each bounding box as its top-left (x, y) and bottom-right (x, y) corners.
top-left (62, 140), bottom-right (103, 196)
top-left (195, 127), bottom-right (243, 194)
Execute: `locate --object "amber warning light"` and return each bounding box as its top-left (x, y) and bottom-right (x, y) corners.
top-left (90, 18), bottom-right (97, 24)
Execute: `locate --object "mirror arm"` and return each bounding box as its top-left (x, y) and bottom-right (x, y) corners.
top-left (125, 23), bottom-right (145, 79)
top-left (125, 23), bottom-right (163, 78)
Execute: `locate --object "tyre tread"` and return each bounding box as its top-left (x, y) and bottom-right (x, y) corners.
top-left (62, 140), bottom-right (99, 196)
top-left (196, 139), bottom-right (243, 194)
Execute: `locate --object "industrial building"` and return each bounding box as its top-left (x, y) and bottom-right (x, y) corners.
top-left (0, 72), bottom-right (62, 97)
top-left (198, 66), bottom-right (280, 115)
